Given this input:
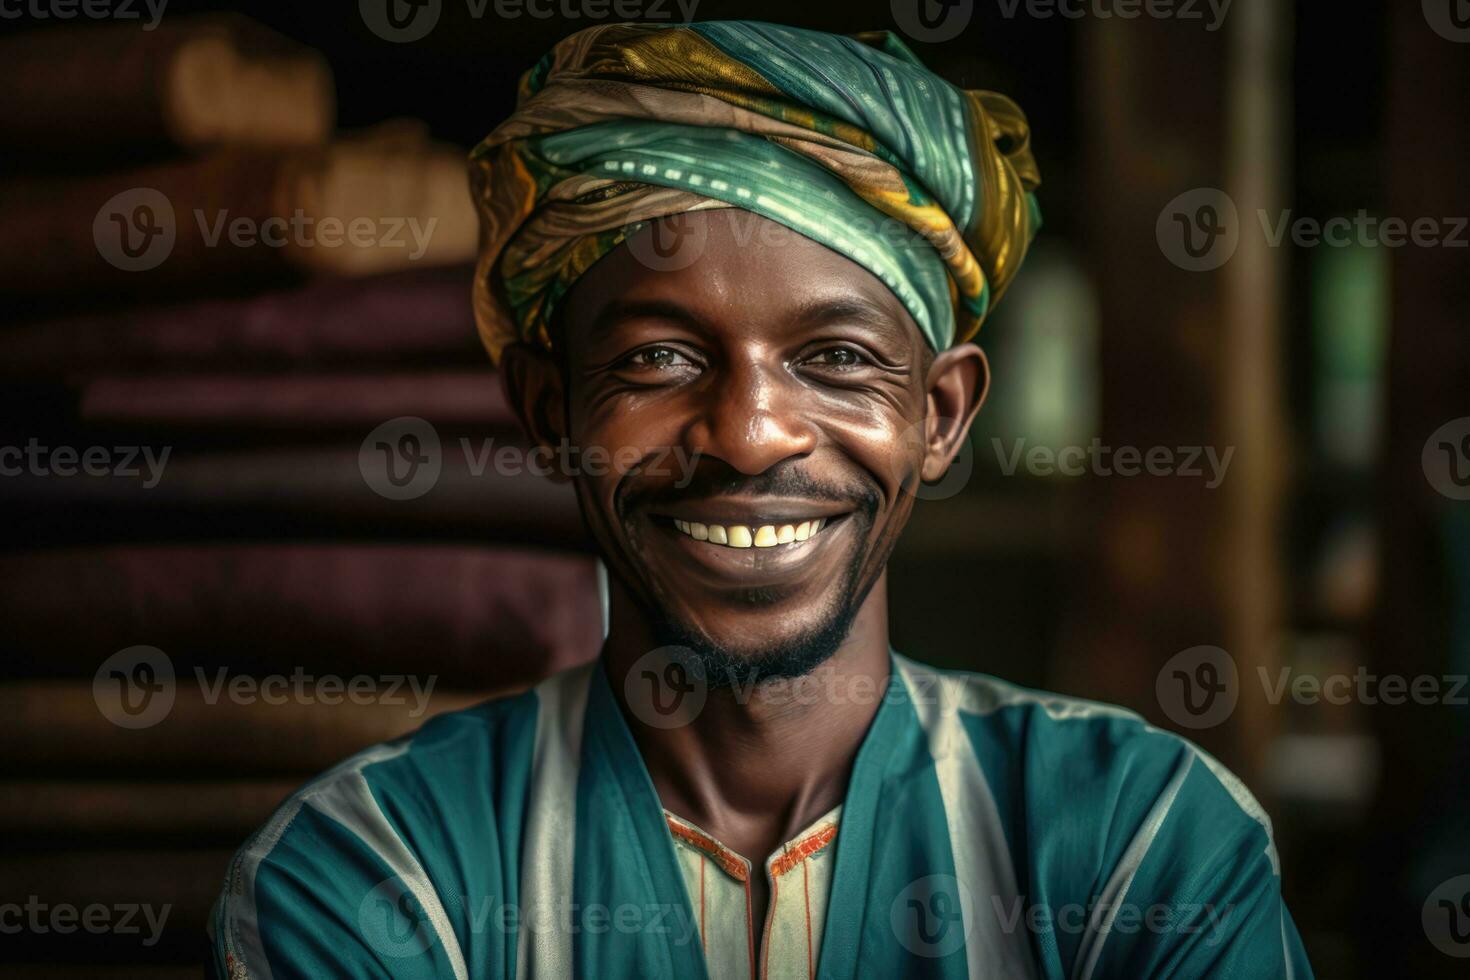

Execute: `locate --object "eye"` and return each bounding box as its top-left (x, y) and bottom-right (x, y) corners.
top-left (625, 346), bottom-right (690, 367)
top-left (803, 345), bottom-right (872, 370)
top-left (612, 344), bottom-right (701, 382)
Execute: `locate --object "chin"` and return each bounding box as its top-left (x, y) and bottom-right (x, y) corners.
top-left (648, 597), bottom-right (858, 691)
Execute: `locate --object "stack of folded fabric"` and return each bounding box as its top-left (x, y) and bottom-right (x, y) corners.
top-left (0, 16), bottom-right (597, 977)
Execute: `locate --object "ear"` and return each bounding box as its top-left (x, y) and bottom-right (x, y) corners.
top-left (920, 342), bottom-right (990, 483)
top-left (498, 342), bottom-right (571, 482)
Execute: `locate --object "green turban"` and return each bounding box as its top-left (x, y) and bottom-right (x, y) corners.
top-left (470, 20), bottom-right (1041, 361)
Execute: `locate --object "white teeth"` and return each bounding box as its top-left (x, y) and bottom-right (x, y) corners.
top-left (672, 517), bottom-right (834, 549)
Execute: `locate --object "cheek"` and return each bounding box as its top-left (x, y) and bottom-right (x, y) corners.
top-left (574, 394), bottom-right (691, 494)
top-left (821, 405), bottom-right (927, 500)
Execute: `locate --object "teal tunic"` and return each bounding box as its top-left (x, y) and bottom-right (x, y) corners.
top-left (209, 653), bottom-right (1313, 978)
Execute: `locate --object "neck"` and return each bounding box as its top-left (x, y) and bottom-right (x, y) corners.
top-left (602, 571), bottom-right (892, 847)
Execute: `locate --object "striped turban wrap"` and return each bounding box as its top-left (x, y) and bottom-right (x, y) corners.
top-left (469, 20), bottom-right (1041, 362)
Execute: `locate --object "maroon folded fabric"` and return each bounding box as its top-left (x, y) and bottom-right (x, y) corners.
top-left (0, 543), bottom-right (602, 689)
top-left (0, 265), bottom-right (480, 377)
top-left (0, 444), bottom-right (592, 549)
top-left (77, 371), bottom-right (515, 430)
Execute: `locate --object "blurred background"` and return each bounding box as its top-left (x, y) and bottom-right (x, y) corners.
top-left (0, 0), bottom-right (1465, 976)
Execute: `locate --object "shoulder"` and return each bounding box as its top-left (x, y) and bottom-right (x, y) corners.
top-left (892, 654), bottom-right (1306, 975)
top-left (892, 653), bottom-right (1278, 870)
top-left (209, 662), bottom-right (597, 979)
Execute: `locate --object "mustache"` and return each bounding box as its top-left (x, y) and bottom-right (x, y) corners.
top-left (619, 460), bottom-right (881, 516)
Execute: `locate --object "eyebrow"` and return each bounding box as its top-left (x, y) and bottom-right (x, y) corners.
top-left (588, 299), bottom-right (705, 336)
top-left (790, 296), bottom-right (909, 334)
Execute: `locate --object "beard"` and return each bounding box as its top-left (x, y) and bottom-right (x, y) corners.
top-left (640, 517), bottom-right (876, 691)
top-left (611, 459), bottom-right (886, 691)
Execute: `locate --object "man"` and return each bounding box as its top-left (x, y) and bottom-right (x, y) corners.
top-left (210, 21), bottom-right (1312, 979)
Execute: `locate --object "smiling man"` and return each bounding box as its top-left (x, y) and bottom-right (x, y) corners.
top-left (210, 20), bottom-right (1312, 980)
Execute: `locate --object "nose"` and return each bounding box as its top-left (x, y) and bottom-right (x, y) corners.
top-left (684, 360), bottom-right (818, 476)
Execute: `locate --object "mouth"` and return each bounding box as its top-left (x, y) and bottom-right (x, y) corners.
top-left (633, 494), bottom-right (862, 592)
top-left (668, 516), bottom-right (834, 550)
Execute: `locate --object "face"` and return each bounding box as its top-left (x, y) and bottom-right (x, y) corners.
top-left (503, 210), bottom-right (986, 684)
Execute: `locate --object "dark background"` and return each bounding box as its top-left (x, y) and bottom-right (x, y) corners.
top-left (1, 0), bottom-right (1466, 976)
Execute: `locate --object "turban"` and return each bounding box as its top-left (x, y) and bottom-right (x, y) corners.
top-left (470, 20), bottom-right (1041, 361)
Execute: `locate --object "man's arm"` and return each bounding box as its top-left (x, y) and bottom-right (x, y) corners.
top-left (1078, 740), bottom-right (1313, 979)
top-left (208, 770), bottom-right (470, 979)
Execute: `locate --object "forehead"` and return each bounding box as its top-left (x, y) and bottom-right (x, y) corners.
top-left (558, 209), bottom-right (924, 350)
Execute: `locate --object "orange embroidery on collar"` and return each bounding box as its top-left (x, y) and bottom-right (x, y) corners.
top-left (666, 816), bottom-right (750, 881)
top-left (769, 823), bottom-right (837, 878)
